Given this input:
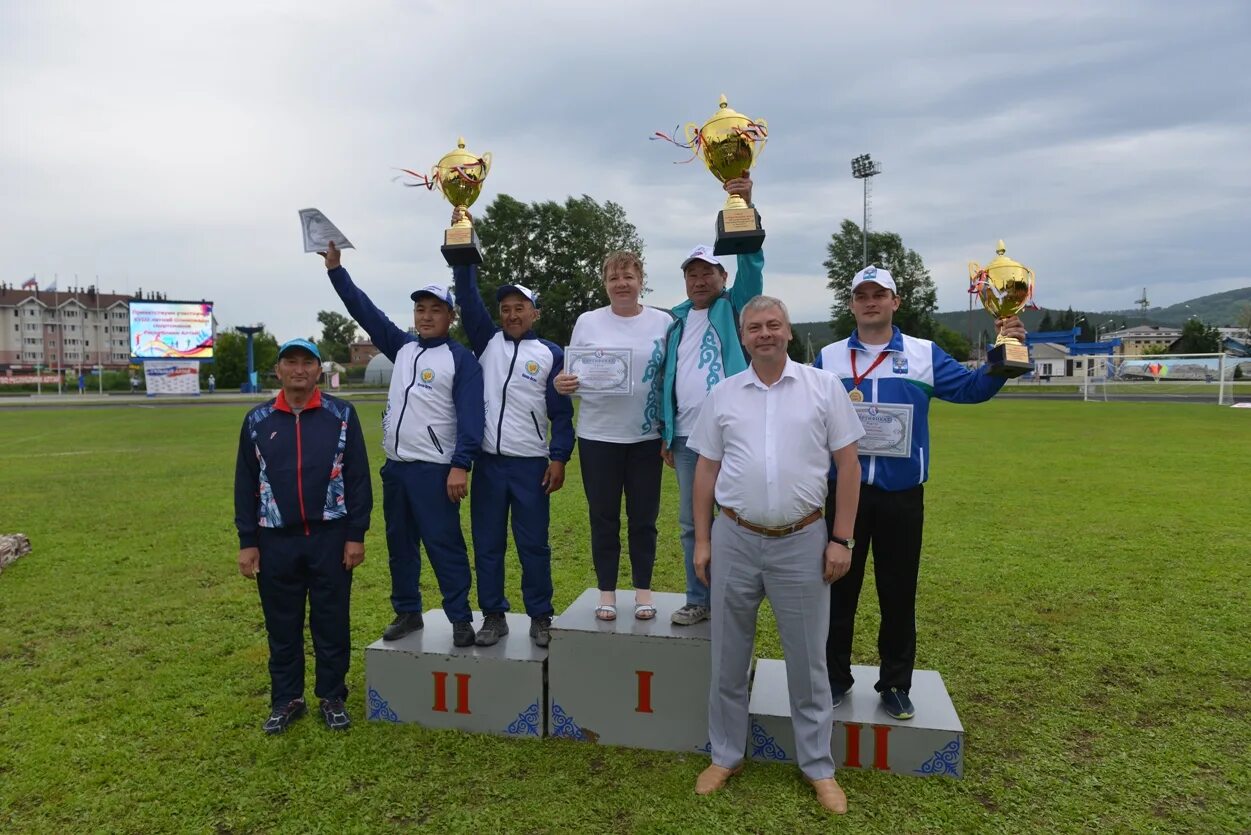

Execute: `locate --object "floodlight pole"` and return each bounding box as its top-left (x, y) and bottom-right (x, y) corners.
top-left (850, 154), bottom-right (883, 267)
top-left (236, 325), bottom-right (264, 393)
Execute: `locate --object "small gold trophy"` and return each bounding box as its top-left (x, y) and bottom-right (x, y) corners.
top-left (685, 95), bottom-right (768, 255)
top-left (401, 137), bottom-right (492, 266)
top-left (969, 240), bottom-right (1034, 377)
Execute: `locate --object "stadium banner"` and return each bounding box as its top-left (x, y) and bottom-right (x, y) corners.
top-left (129, 301), bottom-right (214, 360)
top-left (0, 373), bottom-right (61, 385)
top-left (143, 361), bottom-right (201, 396)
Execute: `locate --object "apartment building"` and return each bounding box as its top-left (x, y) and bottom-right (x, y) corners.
top-left (0, 284), bottom-right (135, 371)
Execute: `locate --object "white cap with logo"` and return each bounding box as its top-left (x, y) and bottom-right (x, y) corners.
top-left (681, 244), bottom-right (724, 271)
top-left (410, 284), bottom-right (456, 307)
top-left (850, 265), bottom-right (897, 294)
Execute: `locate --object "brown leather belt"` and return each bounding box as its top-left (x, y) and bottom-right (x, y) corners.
top-left (721, 507), bottom-right (823, 538)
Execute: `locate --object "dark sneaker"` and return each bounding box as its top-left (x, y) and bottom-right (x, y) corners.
top-left (475, 613), bottom-right (510, 647)
top-left (530, 615), bottom-right (553, 648)
top-left (382, 611), bottom-right (424, 641)
top-left (262, 697), bottom-right (306, 735)
top-left (452, 621), bottom-right (476, 647)
top-left (670, 604), bottom-right (710, 626)
top-left (881, 687), bottom-right (915, 720)
top-left (319, 697), bottom-right (351, 731)
top-left (831, 686), bottom-right (848, 709)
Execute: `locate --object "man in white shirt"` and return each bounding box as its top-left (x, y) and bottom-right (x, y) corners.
top-left (687, 295), bottom-right (864, 814)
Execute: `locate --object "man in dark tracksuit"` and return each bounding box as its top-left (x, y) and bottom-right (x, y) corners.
top-left (235, 338), bottom-right (372, 734)
top-left (321, 242), bottom-right (485, 648)
top-left (453, 262), bottom-right (574, 648)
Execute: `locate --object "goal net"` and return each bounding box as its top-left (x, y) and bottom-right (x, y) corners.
top-left (1078, 353), bottom-right (1245, 405)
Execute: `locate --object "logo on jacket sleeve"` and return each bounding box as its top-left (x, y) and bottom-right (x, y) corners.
top-left (892, 356), bottom-right (909, 374)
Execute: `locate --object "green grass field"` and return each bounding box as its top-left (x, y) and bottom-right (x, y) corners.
top-left (1, 399), bottom-right (1248, 833)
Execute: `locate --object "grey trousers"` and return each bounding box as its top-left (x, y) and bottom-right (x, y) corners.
top-left (708, 513), bottom-right (835, 779)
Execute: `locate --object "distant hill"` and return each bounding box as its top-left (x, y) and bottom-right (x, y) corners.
top-left (793, 286), bottom-right (1251, 352)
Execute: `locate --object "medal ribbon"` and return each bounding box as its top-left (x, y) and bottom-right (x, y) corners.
top-left (851, 349), bottom-right (890, 392)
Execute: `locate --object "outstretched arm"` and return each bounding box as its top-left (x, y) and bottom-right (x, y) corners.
top-left (321, 242), bottom-right (412, 362)
top-left (452, 263), bottom-right (497, 356)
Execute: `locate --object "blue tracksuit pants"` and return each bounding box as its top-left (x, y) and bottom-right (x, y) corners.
top-left (381, 459), bottom-right (473, 623)
top-left (470, 453), bottom-right (554, 618)
top-left (256, 523), bottom-right (352, 708)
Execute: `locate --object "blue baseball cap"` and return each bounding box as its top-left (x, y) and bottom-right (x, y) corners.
top-left (496, 283), bottom-right (540, 307)
top-left (277, 338), bottom-right (321, 361)
top-left (410, 283), bottom-right (456, 308)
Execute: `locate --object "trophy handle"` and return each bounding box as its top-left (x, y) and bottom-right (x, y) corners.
top-left (479, 152), bottom-right (492, 179)
top-left (684, 122), bottom-right (702, 151)
top-left (749, 118), bottom-right (768, 165)
top-left (968, 261), bottom-right (983, 282)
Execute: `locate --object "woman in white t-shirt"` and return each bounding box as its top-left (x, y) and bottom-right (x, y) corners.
top-left (554, 251), bottom-right (672, 622)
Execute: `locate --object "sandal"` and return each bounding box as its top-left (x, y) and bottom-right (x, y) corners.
top-left (595, 604), bottom-right (617, 622)
top-left (634, 602), bottom-right (657, 621)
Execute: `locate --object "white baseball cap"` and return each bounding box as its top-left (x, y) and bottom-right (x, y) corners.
top-left (850, 265), bottom-right (897, 294)
top-left (496, 284), bottom-right (540, 308)
top-left (410, 284), bottom-right (456, 308)
top-left (681, 245), bottom-right (724, 271)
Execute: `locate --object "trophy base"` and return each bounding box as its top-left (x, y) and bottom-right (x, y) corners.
top-left (714, 207), bottom-right (765, 256)
top-left (442, 227), bottom-right (483, 267)
top-left (986, 342), bottom-right (1032, 378)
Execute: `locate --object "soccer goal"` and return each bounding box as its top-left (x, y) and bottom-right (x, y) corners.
top-left (1078, 353), bottom-right (1243, 405)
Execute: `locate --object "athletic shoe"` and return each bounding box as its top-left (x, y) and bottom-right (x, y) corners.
top-left (262, 698), bottom-right (306, 735)
top-left (382, 612), bottom-right (424, 641)
top-left (319, 697), bottom-right (351, 731)
top-left (880, 687), bottom-right (915, 720)
top-left (671, 604), bottom-right (710, 626)
top-left (452, 621), bottom-right (476, 647)
top-left (530, 615), bottom-right (553, 648)
top-left (831, 686), bottom-right (848, 709)
top-left (475, 613), bottom-right (510, 647)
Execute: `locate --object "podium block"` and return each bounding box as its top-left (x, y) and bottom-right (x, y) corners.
top-left (365, 611), bottom-right (545, 737)
top-left (748, 659), bottom-right (964, 778)
top-left (547, 588), bottom-right (712, 753)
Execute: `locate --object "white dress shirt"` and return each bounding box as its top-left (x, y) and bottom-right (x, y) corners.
top-left (688, 358), bottom-right (864, 527)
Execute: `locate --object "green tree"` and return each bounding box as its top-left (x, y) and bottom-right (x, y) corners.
top-left (316, 310), bottom-right (358, 364)
top-left (824, 220), bottom-right (937, 340)
top-left (933, 324), bottom-right (971, 362)
top-left (1038, 310), bottom-right (1055, 331)
top-left (473, 194), bottom-right (645, 347)
top-left (1173, 318), bottom-right (1222, 354)
top-left (204, 327), bottom-right (280, 389)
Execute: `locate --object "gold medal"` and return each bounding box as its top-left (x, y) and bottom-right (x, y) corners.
top-left (848, 389), bottom-right (864, 403)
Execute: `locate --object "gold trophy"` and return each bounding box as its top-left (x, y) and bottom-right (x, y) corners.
top-left (969, 240), bottom-right (1034, 377)
top-left (685, 95), bottom-right (768, 255)
top-left (401, 137), bottom-right (492, 266)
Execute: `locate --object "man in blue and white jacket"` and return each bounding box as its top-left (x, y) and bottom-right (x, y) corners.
top-left (321, 242), bottom-right (485, 648)
top-left (453, 257), bottom-right (574, 648)
top-left (814, 265), bottom-right (1026, 720)
top-left (657, 175), bottom-right (761, 627)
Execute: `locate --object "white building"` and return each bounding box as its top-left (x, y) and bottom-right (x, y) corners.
top-left (0, 284), bottom-right (134, 371)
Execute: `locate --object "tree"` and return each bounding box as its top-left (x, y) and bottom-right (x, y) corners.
top-left (932, 324), bottom-right (971, 362)
top-left (1038, 310), bottom-right (1055, 331)
top-left (824, 220), bottom-right (937, 340)
top-left (1173, 318), bottom-right (1222, 354)
top-left (204, 327), bottom-right (280, 389)
top-left (1237, 303), bottom-right (1251, 344)
top-left (473, 194), bottom-right (645, 347)
top-left (316, 310), bottom-right (358, 364)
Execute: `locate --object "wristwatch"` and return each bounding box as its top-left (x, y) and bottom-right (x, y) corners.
top-left (830, 535), bottom-right (854, 550)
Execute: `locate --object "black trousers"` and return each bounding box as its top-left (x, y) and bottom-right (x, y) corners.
top-left (577, 437), bottom-right (662, 591)
top-left (256, 523), bottom-right (352, 708)
top-left (825, 482), bottom-right (924, 693)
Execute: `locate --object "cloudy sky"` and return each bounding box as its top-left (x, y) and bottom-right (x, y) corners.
top-left (4, 0), bottom-right (1249, 341)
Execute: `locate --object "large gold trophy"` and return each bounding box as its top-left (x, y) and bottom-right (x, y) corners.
top-left (969, 240), bottom-right (1034, 377)
top-left (684, 95), bottom-right (768, 255)
top-left (401, 137), bottom-right (492, 266)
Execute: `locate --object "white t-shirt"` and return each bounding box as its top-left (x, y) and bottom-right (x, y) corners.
top-left (688, 359), bottom-right (865, 527)
top-left (568, 305), bottom-right (673, 443)
top-left (674, 308), bottom-right (726, 436)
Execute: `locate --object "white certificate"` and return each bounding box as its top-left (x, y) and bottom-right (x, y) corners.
top-left (298, 208), bottom-right (355, 253)
top-left (565, 347), bottom-right (633, 396)
top-left (853, 402), bottom-right (913, 457)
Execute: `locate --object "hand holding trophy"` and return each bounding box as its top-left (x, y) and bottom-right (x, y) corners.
top-left (969, 240), bottom-right (1035, 377)
top-left (398, 137), bottom-right (492, 266)
top-left (656, 94), bottom-right (768, 255)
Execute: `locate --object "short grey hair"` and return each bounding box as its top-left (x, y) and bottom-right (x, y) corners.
top-left (739, 295), bottom-right (791, 330)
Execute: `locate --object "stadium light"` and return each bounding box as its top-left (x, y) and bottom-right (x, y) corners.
top-left (850, 154), bottom-right (882, 267)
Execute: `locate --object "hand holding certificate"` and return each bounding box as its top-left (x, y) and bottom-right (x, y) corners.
top-left (560, 347), bottom-right (633, 396)
top-left (299, 208), bottom-right (354, 254)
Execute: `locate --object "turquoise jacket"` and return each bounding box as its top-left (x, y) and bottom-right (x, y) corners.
top-left (658, 250), bottom-right (765, 444)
